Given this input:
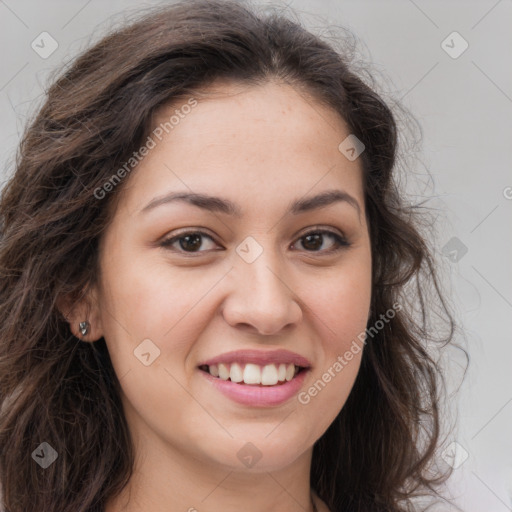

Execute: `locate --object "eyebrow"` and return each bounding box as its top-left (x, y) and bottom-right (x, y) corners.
top-left (140, 189), bottom-right (361, 218)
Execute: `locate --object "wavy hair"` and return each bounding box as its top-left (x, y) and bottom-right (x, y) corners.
top-left (0, 1), bottom-right (467, 511)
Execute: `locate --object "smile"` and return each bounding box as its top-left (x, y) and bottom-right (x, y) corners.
top-left (197, 349), bottom-right (311, 407)
top-left (199, 362), bottom-right (303, 386)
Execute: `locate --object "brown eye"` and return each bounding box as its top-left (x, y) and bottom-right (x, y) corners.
top-left (294, 230), bottom-right (349, 253)
top-left (160, 228), bottom-right (350, 256)
top-left (160, 231), bottom-right (218, 253)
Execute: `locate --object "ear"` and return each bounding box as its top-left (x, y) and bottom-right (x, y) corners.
top-left (56, 284), bottom-right (104, 342)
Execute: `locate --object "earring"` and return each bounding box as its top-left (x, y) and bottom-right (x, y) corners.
top-left (79, 321), bottom-right (90, 337)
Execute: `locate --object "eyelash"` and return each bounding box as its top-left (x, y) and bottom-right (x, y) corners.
top-left (159, 227), bottom-right (350, 256)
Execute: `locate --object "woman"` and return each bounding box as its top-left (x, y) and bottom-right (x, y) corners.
top-left (0, 1), bottom-right (466, 511)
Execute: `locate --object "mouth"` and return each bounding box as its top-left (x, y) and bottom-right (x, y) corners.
top-left (197, 349), bottom-right (311, 406)
top-left (198, 362), bottom-right (306, 386)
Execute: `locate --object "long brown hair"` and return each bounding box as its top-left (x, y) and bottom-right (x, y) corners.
top-left (0, 1), bottom-right (468, 511)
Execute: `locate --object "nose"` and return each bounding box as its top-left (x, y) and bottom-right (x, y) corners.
top-left (221, 247), bottom-right (303, 336)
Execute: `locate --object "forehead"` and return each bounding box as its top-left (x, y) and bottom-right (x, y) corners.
top-left (117, 80), bottom-right (365, 218)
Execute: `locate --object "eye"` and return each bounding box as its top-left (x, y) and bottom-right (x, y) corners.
top-left (160, 230), bottom-right (219, 253)
top-left (160, 228), bottom-right (350, 255)
top-left (292, 229), bottom-right (350, 254)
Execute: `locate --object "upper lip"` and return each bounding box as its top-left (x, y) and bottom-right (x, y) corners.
top-left (198, 349), bottom-right (312, 368)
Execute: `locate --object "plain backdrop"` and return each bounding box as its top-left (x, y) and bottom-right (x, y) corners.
top-left (0, 1), bottom-right (511, 510)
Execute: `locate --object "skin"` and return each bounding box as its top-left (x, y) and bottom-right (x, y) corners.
top-left (62, 80), bottom-right (372, 512)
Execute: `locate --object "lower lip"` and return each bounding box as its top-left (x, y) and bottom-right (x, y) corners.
top-left (199, 368), bottom-right (309, 407)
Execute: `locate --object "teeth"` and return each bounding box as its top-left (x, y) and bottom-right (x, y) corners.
top-left (218, 363), bottom-right (229, 380)
top-left (207, 362), bottom-right (300, 385)
top-left (229, 363), bottom-right (243, 383)
top-left (261, 364), bottom-right (278, 385)
top-left (278, 363), bottom-right (287, 382)
top-left (243, 363), bottom-right (261, 384)
top-left (285, 363), bottom-right (295, 382)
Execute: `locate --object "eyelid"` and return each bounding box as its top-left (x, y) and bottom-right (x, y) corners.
top-left (160, 225), bottom-right (350, 254)
top-left (159, 228), bottom-right (219, 252)
top-left (294, 224), bottom-right (346, 240)
top-left (291, 227), bottom-right (350, 253)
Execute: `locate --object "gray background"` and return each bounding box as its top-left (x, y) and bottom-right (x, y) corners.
top-left (1, 1), bottom-right (511, 510)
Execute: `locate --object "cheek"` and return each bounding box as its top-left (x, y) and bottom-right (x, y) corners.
top-left (99, 249), bottom-right (211, 341)
top-left (303, 257), bottom-right (372, 349)
top-left (96, 253), bottom-right (213, 433)
top-left (294, 263), bottom-right (371, 435)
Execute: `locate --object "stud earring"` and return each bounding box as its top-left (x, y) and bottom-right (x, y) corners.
top-left (79, 321), bottom-right (90, 337)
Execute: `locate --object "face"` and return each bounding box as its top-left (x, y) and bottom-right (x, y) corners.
top-left (82, 80), bottom-right (372, 474)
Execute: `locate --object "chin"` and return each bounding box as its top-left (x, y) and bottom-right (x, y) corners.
top-left (199, 430), bottom-right (311, 473)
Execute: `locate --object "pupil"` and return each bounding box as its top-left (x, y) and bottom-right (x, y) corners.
top-left (303, 233), bottom-right (321, 250)
top-left (180, 234), bottom-right (202, 251)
